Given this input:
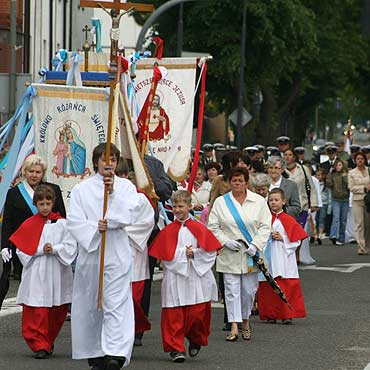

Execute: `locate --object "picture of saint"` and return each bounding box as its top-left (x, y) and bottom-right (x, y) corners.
top-left (63, 123), bottom-right (86, 175)
top-left (148, 94), bottom-right (170, 141)
top-left (52, 130), bottom-right (68, 173)
top-left (138, 93), bottom-right (171, 143)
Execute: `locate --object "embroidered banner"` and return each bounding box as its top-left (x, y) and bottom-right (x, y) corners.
top-left (32, 83), bottom-right (119, 206)
top-left (134, 58), bottom-right (197, 180)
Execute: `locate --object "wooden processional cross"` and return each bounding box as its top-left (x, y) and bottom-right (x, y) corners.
top-left (79, 0), bottom-right (154, 310)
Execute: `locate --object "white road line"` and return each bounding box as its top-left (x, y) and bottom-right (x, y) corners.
top-left (0, 297), bottom-right (22, 317)
top-left (363, 363), bottom-right (370, 370)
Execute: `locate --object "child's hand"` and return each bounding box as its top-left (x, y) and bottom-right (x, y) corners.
top-left (186, 245), bottom-right (194, 259)
top-left (43, 243), bottom-right (53, 254)
top-left (98, 219), bottom-right (108, 233)
top-left (271, 231), bottom-right (283, 241)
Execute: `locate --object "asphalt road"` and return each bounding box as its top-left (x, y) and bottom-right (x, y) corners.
top-left (1, 240), bottom-right (370, 370)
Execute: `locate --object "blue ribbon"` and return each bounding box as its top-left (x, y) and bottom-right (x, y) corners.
top-left (18, 182), bottom-right (38, 215)
top-left (223, 192), bottom-right (255, 270)
top-left (0, 86), bottom-right (35, 213)
top-left (91, 18), bottom-right (102, 52)
top-left (0, 115), bottom-right (34, 172)
top-left (52, 49), bottom-right (68, 71)
top-left (66, 51), bottom-right (83, 86)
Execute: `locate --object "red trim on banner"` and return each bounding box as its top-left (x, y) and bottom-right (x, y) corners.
top-left (187, 62), bottom-right (207, 193)
top-left (153, 37), bottom-right (164, 60)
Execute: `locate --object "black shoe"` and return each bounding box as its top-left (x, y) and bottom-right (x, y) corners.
top-left (34, 350), bottom-right (50, 359)
top-left (330, 238), bottom-right (337, 245)
top-left (105, 359), bottom-right (121, 370)
top-left (50, 344), bottom-right (54, 355)
top-left (170, 352), bottom-right (186, 363)
top-left (188, 342), bottom-right (201, 357)
top-left (282, 318), bottom-right (293, 325)
top-left (309, 237), bottom-right (315, 244)
top-left (316, 238), bottom-right (322, 245)
top-left (134, 337), bottom-right (142, 347)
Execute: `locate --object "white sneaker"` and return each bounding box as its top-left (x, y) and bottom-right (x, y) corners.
top-left (336, 241), bottom-right (344, 245)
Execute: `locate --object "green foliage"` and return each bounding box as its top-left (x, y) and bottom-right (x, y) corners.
top-left (131, 0), bottom-right (370, 145)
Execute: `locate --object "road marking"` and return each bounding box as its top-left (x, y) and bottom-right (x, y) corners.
top-left (363, 362), bottom-right (370, 370)
top-left (299, 263), bottom-right (370, 273)
top-left (0, 297), bottom-right (22, 317)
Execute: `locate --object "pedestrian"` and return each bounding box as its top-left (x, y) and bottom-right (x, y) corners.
top-left (0, 154), bottom-right (66, 310)
top-left (266, 156), bottom-right (301, 219)
top-left (149, 190), bottom-right (221, 363)
top-left (283, 149), bottom-right (318, 264)
top-left (326, 160), bottom-right (350, 245)
top-left (67, 143), bottom-right (154, 370)
top-left (9, 184), bottom-right (76, 359)
top-left (258, 188), bottom-right (307, 324)
top-left (314, 169), bottom-right (332, 244)
top-left (208, 167), bottom-right (271, 342)
top-left (348, 152), bottom-right (370, 255)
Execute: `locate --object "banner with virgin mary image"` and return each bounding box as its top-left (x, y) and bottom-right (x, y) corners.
top-left (31, 83), bottom-right (118, 206)
top-left (134, 58), bottom-right (197, 180)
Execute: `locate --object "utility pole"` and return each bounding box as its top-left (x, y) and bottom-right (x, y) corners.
top-left (9, 0), bottom-right (17, 115)
top-left (236, 0), bottom-right (247, 149)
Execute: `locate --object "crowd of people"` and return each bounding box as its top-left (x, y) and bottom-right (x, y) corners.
top-left (0, 135), bottom-right (369, 370)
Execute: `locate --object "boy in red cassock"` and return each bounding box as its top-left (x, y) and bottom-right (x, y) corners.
top-left (9, 184), bottom-right (76, 359)
top-left (149, 190), bottom-right (221, 363)
top-left (258, 188), bottom-right (307, 324)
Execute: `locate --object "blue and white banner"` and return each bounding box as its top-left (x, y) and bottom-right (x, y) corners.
top-left (32, 83), bottom-right (118, 206)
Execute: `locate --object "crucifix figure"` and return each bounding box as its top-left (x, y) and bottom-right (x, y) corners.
top-left (80, 0), bottom-right (154, 62)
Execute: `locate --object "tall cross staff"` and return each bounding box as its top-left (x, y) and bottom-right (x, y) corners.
top-left (79, 0), bottom-right (154, 310)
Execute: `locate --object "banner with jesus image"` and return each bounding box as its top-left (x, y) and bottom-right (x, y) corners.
top-left (32, 83), bottom-right (118, 206)
top-left (134, 58), bottom-right (197, 180)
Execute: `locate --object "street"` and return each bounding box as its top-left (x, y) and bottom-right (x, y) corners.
top-left (1, 241), bottom-right (370, 370)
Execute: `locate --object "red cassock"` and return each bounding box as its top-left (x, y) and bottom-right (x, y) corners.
top-left (9, 212), bottom-right (68, 353)
top-left (258, 211), bottom-right (307, 321)
top-left (149, 219), bottom-right (221, 353)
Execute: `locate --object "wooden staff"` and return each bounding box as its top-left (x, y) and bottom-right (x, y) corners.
top-left (97, 57), bottom-right (122, 310)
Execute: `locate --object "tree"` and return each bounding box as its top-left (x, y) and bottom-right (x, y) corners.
top-left (132, 0), bottom-right (370, 146)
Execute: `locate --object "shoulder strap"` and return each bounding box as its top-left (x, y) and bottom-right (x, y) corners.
top-left (223, 193), bottom-right (253, 243)
top-left (18, 183), bottom-right (37, 215)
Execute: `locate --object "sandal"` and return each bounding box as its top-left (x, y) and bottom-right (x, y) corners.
top-left (241, 328), bottom-right (251, 340)
top-left (225, 333), bottom-right (238, 342)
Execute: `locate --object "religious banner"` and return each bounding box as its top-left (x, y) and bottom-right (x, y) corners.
top-left (134, 57), bottom-right (197, 180)
top-left (32, 83), bottom-right (119, 206)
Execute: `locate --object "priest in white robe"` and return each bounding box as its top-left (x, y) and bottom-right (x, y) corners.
top-left (67, 143), bottom-right (154, 370)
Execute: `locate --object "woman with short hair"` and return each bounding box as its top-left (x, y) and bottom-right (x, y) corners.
top-left (208, 167), bottom-right (271, 342)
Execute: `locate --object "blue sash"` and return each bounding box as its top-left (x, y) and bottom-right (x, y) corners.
top-left (223, 192), bottom-right (255, 272)
top-left (18, 182), bottom-right (37, 215)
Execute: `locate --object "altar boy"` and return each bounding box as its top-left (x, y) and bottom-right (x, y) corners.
top-left (258, 188), bottom-right (307, 324)
top-left (149, 190), bottom-right (221, 363)
top-left (9, 185), bottom-right (76, 359)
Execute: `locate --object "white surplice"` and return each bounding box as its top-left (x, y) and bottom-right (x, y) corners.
top-left (126, 193), bottom-right (155, 282)
top-left (260, 218), bottom-right (300, 281)
top-left (161, 222), bottom-right (218, 308)
top-left (67, 174), bottom-right (153, 364)
top-left (16, 219), bottom-right (76, 307)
